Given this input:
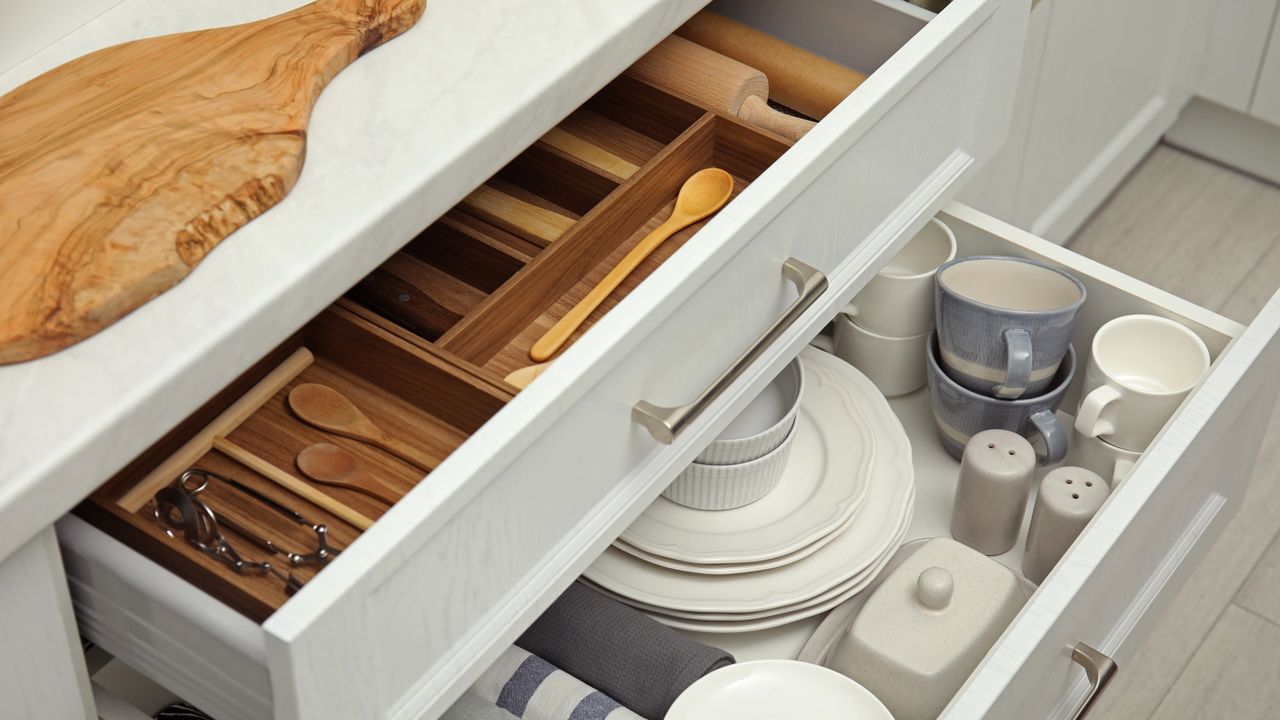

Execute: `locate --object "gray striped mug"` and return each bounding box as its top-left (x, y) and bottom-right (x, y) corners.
top-left (926, 332), bottom-right (1075, 464)
top-left (935, 256), bottom-right (1085, 399)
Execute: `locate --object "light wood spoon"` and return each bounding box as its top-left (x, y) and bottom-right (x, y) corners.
top-left (287, 383), bottom-right (434, 472)
top-left (296, 442), bottom-right (401, 506)
top-left (529, 168), bottom-right (734, 362)
top-left (504, 362), bottom-right (550, 389)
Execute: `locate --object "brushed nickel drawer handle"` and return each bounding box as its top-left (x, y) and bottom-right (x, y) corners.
top-left (1070, 642), bottom-right (1117, 720)
top-left (632, 257), bottom-right (828, 444)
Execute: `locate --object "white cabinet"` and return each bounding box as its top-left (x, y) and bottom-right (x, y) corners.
top-left (960, 0), bottom-right (1214, 244)
top-left (1194, 0), bottom-right (1279, 112)
top-left (4, 1), bottom-right (1280, 719)
top-left (1252, 11), bottom-right (1280, 124)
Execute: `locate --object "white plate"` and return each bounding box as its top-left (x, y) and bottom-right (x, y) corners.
top-left (620, 366), bottom-right (876, 564)
top-left (631, 504), bottom-right (914, 633)
top-left (585, 349), bottom-right (915, 614)
top-left (611, 499), bottom-right (859, 575)
top-left (594, 489), bottom-right (915, 623)
top-left (666, 660), bottom-right (894, 720)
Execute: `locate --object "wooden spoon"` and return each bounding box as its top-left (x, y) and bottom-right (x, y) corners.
top-left (296, 443), bottom-right (401, 506)
top-left (0, 0), bottom-right (425, 364)
top-left (529, 168), bottom-right (734, 362)
top-left (287, 383), bottom-right (434, 472)
top-left (504, 362), bottom-right (550, 390)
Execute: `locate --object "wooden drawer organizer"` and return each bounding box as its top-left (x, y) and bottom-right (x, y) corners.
top-left (78, 71), bottom-right (794, 621)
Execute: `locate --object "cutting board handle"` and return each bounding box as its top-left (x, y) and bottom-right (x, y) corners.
top-left (317, 0), bottom-right (425, 51)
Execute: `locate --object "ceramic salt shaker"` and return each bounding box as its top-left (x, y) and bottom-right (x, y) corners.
top-left (950, 429), bottom-right (1036, 555)
top-left (1023, 466), bottom-right (1110, 583)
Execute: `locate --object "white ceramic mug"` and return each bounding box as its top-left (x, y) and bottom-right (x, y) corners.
top-left (1075, 315), bottom-right (1210, 451)
top-left (1064, 428), bottom-right (1142, 489)
top-left (832, 314), bottom-right (929, 397)
top-left (845, 218), bottom-right (956, 337)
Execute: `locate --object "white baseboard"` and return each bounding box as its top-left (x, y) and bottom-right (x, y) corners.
top-left (1164, 97), bottom-right (1280, 187)
top-left (1031, 95), bottom-right (1180, 245)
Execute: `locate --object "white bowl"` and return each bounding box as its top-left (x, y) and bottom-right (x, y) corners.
top-left (664, 421), bottom-right (797, 510)
top-left (695, 359), bottom-right (804, 465)
top-left (666, 660), bottom-right (893, 720)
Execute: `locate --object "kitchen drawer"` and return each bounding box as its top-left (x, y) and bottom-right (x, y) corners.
top-left (690, 202), bottom-right (1280, 719)
top-left (56, 1), bottom-right (1028, 719)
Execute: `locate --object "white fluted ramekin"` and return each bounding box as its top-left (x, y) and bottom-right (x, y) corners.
top-left (695, 359), bottom-right (804, 466)
top-left (664, 421), bottom-right (797, 510)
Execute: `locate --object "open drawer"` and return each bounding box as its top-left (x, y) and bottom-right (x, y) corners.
top-left (56, 1), bottom-right (1028, 719)
top-left (672, 203), bottom-right (1280, 719)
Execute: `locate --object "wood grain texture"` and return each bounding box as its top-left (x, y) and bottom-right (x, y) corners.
top-left (627, 36), bottom-right (815, 141)
top-left (0, 0), bottom-right (425, 364)
top-left (675, 10), bottom-right (866, 119)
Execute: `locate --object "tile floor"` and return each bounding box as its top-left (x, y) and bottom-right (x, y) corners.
top-left (1069, 145), bottom-right (1280, 720)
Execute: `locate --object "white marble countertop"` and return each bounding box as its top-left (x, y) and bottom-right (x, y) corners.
top-left (0, 0), bottom-right (706, 560)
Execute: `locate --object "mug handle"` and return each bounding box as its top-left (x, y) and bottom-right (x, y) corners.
top-left (1029, 408), bottom-right (1068, 465)
top-left (1074, 385), bottom-right (1121, 438)
top-left (995, 328), bottom-right (1032, 399)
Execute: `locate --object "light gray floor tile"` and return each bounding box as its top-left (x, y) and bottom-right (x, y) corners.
top-left (1220, 239), bottom-right (1280, 323)
top-left (1234, 495), bottom-right (1280, 625)
top-left (1069, 146), bottom-right (1280, 312)
top-left (1150, 605), bottom-right (1280, 720)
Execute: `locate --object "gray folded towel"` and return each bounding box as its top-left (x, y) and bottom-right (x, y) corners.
top-left (474, 647), bottom-right (641, 720)
top-left (516, 581), bottom-right (734, 719)
top-left (442, 690), bottom-right (519, 720)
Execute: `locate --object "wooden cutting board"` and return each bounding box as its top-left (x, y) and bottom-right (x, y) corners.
top-left (0, 0), bottom-right (425, 364)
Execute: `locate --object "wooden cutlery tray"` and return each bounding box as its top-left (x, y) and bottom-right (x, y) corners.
top-left (78, 66), bottom-right (797, 620)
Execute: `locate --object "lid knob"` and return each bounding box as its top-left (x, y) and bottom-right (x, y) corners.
top-left (916, 567), bottom-right (954, 610)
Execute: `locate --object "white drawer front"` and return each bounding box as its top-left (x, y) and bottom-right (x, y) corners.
top-left (937, 205), bottom-right (1280, 719)
top-left (59, 1), bottom-right (1027, 719)
top-left (265, 3), bottom-right (1027, 718)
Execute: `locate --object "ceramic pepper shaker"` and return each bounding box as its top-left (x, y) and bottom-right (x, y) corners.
top-left (1023, 466), bottom-right (1110, 583)
top-left (950, 429), bottom-right (1036, 555)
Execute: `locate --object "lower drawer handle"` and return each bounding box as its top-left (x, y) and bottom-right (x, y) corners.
top-left (1070, 642), bottom-right (1118, 720)
top-left (632, 257), bottom-right (828, 444)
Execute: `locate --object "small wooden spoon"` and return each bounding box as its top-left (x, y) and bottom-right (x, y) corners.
top-left (287, 383), bottom-right (434, 472)
top-left (296, 443), bottom-right (401, 506)
top-left (504, 362), bottom-right (550, 389)
top-left (529, 168), bottom-right (734, 362)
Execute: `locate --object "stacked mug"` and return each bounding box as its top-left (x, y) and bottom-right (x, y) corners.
top-left (1067, 314), bottom-right (1210, 487)
top-left (926, 255), bottom-right (1087, 465)
top-left (828, 219), bottom-right (957, 397)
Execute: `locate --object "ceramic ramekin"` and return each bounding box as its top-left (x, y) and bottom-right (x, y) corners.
top-left (664, 421), bottom-right (797, 510)
top-left (695, 358), bottom-right (804, 465)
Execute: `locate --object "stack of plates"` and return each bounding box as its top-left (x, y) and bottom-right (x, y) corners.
top-left (584, 347), bottom-right (916, 633)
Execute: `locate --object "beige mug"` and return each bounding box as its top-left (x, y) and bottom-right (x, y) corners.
top-left (1075, 315), bottom-right (1210, 452)
top-left (845, 218), bottom-right (956, 337)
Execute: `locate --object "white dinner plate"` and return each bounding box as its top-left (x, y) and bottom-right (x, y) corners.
top-left (592, 488), bottom-right (915, 623)
top-left (620, 359), bottom-right (877, 565)
top-left (629, 505), bottom-right (914, 633)
top-left (610, 502), bottom-right (860, 575)
top-left (666, 660), bottom-right (894, 720)
top-left (585, 349), bottom-right (915, 614)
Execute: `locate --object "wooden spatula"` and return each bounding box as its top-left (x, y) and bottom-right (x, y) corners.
top-left (626, 36), bottom-right (816, 142)
top-left (297, 442), bottom-right (401, 505)
top-left (0, 0), bottom-right (426, 365)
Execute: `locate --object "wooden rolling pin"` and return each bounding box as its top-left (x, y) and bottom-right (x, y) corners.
top-left (676, 10), bottom-right (868, 120)
top-left (0, 0), bottom-right (426, 365)
top-left (627, 37), bottom-right (815, 141)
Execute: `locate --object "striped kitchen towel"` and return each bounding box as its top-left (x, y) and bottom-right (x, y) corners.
top-left (473, 647), bottom-right (643, 720)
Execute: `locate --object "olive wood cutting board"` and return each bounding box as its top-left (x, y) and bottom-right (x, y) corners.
top-left (0, 0), bottom-right (425, 364)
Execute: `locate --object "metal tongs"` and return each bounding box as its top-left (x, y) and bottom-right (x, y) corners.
top-left (153, 469), bottom-right (342, 593)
